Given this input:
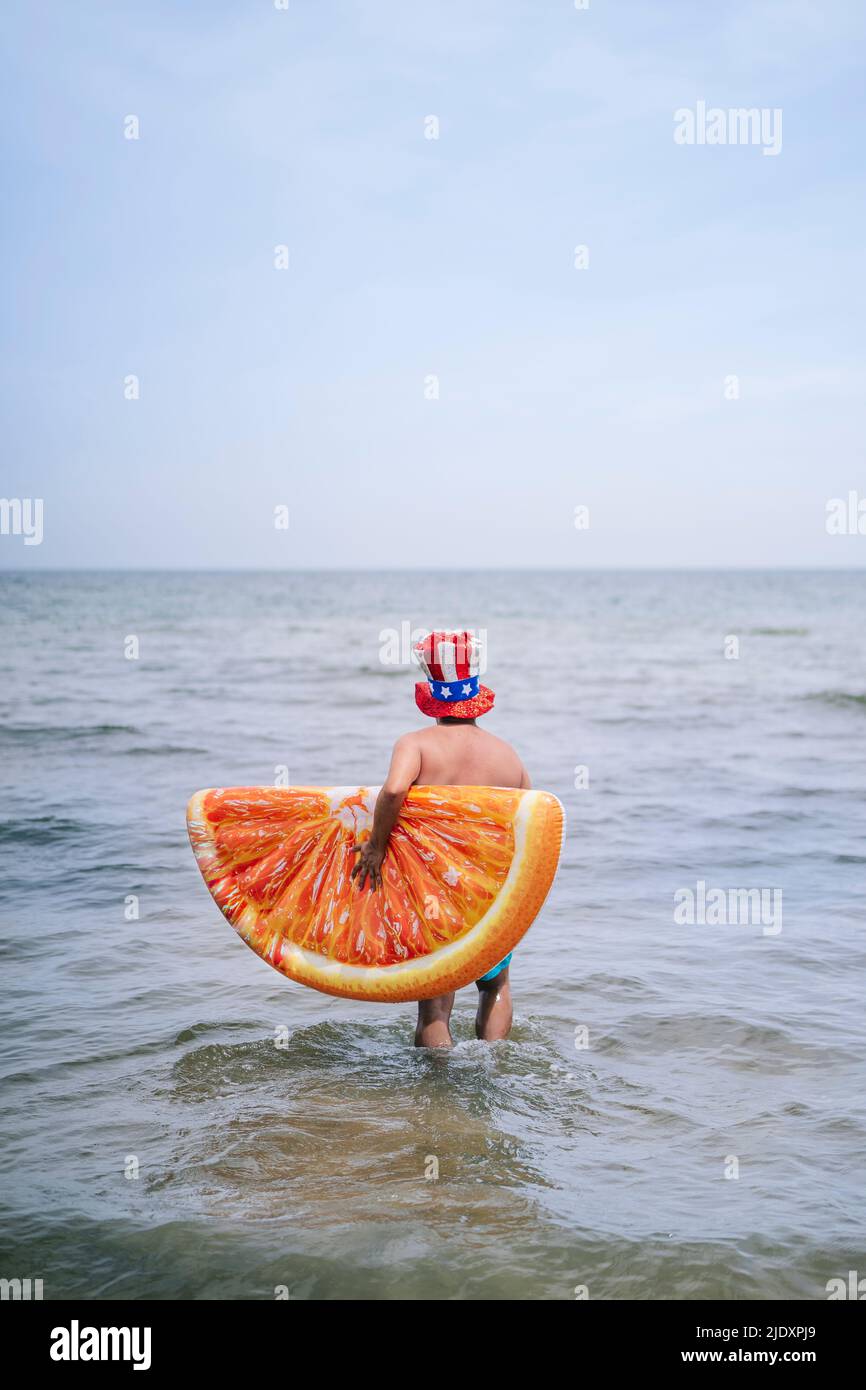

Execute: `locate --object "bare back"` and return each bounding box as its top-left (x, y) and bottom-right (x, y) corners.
top-left (407, 723), bottom-right (528, 789)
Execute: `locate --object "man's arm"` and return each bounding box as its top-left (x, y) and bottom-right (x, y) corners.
top-left (351, 735), bottom-right (422, 890)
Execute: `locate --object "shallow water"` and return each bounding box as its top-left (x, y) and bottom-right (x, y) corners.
top-left (1, 569), bottom-right (864, 1299)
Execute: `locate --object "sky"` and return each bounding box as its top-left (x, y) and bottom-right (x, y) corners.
top-left (2, 0), bottom-right (865, 568)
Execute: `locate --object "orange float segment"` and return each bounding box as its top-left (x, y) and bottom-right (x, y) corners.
top-left (187, 785), bottom-right (565, 1002)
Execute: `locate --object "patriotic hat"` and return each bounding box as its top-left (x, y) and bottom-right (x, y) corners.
top-left (412, 629), bottom-right (495, 719)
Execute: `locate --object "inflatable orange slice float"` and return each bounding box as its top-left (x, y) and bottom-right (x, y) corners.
top-left (186, 785), bottom-right (565, 1002)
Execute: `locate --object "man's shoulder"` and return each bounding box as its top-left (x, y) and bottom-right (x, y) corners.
top-left (394, 727), bottom-right (430, 746)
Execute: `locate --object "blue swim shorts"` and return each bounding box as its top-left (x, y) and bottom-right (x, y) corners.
top-left (478, 952), bottom-right (512, 983)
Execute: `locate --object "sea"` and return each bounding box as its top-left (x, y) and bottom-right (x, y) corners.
top-left (1, 568), bottom-right (864, 1300)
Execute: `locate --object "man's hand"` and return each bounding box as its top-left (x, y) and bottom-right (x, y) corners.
top-left (351, 839), bottom-right (385, 891)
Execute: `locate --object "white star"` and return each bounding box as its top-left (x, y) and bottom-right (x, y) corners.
top-left (439, 685), bottom-right (452, 698)
top-left (461, 683), bottom-right (472, 696)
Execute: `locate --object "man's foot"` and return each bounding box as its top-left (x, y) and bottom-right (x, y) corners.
top-left (415, 992), bottom-right (455, 1047)
top-left (475, 967), bottom-right (513, 1041)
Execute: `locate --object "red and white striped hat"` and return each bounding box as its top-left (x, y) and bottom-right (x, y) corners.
top-left (412, 629), bottom-right (495, 719)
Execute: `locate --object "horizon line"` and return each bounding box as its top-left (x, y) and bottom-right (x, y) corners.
top-left (1, 565), bottom-right (865, 576)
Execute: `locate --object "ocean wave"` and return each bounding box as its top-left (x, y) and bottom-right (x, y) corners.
top-left (0, 1210), bottom-right (854, 1300)
top-left (124, 745), bottom-right (209, 756)
top-left (0, 723), bottom-right (139, 743)
top-left (0, 816), bottom-right (95, 846)
top-left (749, 626), bottom-right (810, 636)
top-left (805, 691), bottom-right (866, 709)
top-left (598, 1012), bottom-right (850, 1071)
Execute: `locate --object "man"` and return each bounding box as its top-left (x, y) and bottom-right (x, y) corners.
top-left (351, 629), bottom-right (531, 1048)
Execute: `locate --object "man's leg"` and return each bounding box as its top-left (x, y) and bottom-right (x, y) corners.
top-left (415, 992), bottom-right (455, 1048)
top-left (475, 964), bottom-right (513, 1041)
